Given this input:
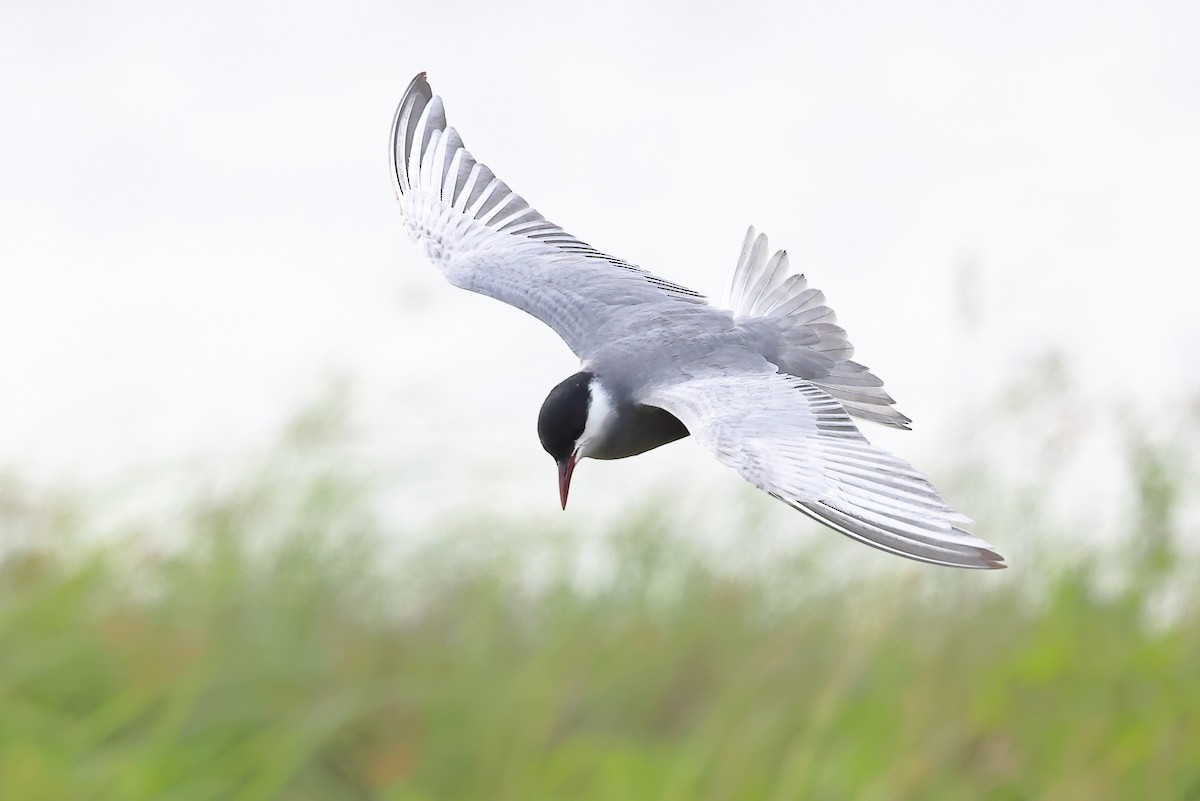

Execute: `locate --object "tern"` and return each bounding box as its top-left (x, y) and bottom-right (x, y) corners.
top-left (390, 72), bottom-right (1004, 569)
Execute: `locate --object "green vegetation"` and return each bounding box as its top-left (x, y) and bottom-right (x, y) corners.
top-left (2, 385), bottom-right (1198, 800)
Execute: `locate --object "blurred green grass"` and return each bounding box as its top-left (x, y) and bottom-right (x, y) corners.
top-left (2, 380), bottom-right (1199, 800)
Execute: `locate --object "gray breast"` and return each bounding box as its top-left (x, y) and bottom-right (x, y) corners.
top-left (582, 304), bottom-right (773, 461)
top-left (587, 402), bottom-right (690, 460)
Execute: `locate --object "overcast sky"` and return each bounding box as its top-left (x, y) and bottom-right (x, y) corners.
top-left (3, 1), bottom-right (1198, 534)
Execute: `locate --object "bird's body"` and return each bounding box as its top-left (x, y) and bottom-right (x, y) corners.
top-left (391, 72), bottom-right (1005, 569)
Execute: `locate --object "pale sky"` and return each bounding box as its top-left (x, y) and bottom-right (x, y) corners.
top-left (3, 1), bottom-right (1198, 541)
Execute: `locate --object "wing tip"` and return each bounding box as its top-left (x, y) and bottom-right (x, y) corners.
top-left (400, 71), bottom-right (433, 110)
top-left (966, 549), bottom-right (1008, 570)
top-left (790, 496), bottom-right (1008, 570)
top-left (391, 72), bottom-right (440, 197)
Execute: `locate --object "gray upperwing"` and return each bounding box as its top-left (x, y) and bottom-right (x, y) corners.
top-left (390, 72), bottom-right (708, 357)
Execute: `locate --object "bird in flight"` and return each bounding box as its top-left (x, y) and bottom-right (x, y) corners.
top-left (389, 72), bottom-right (1004, 569)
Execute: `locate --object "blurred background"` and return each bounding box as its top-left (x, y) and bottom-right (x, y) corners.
top-left (3, 1), bottom-right (1199, 798)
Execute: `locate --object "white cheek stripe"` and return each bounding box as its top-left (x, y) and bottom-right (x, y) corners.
top-left (577, 379), bottom-right (616, 456)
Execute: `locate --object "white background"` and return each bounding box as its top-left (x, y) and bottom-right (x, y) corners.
top-left (4, 1), bottom-right (1198, 547)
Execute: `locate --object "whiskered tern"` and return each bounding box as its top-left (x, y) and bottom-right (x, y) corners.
top-left (390, 72), bottom-right (1004, 569)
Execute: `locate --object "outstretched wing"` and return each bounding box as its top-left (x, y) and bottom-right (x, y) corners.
top-left (390, 73), bottom-right (706, 356)
top-left (645, 371), bottom-right (1005, 569)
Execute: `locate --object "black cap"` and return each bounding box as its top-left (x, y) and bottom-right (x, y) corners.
top-left (537, 371), bottom-right (593, 462)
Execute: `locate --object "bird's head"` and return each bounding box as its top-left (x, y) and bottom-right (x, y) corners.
top-left (537, 371), bottom-right (616, 509)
